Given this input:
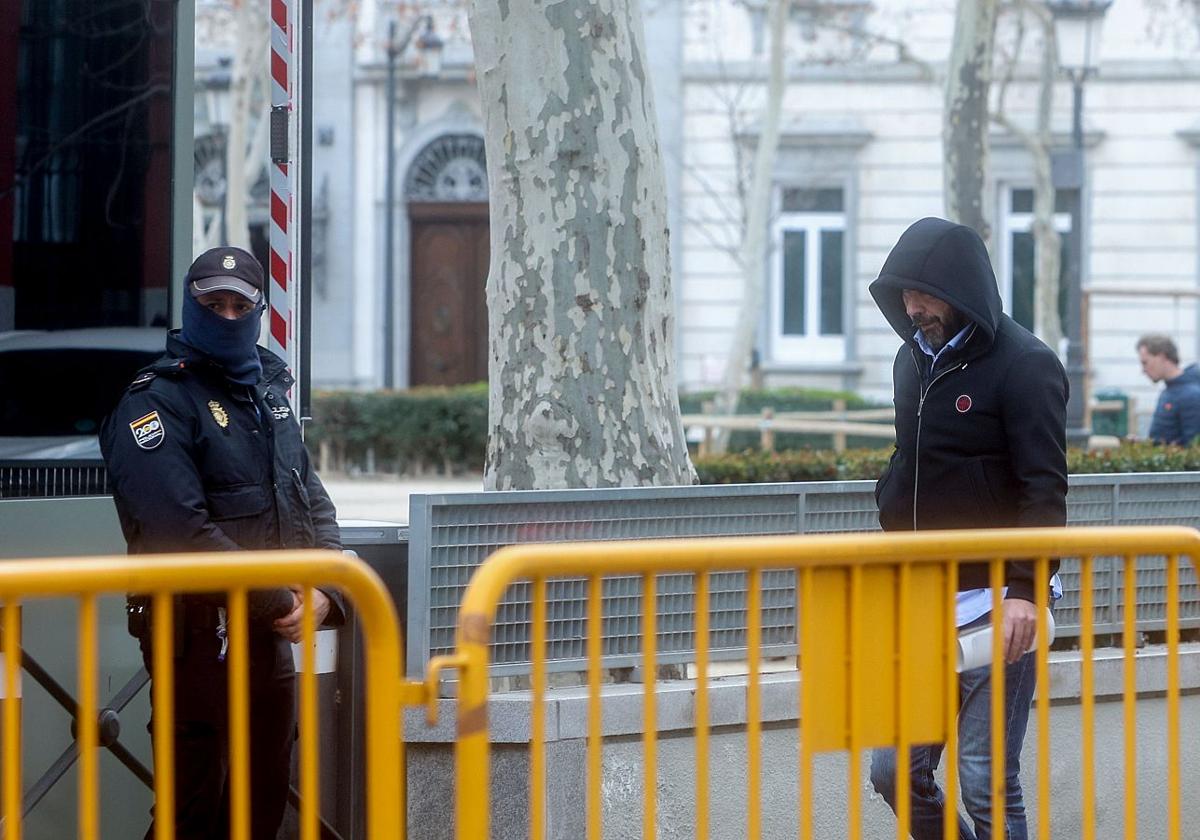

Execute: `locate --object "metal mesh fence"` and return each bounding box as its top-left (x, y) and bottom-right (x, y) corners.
top-left (408, 474), bottom-right (1200, 676)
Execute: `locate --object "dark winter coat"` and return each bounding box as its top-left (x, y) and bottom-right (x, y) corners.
top-left (869, 217), bottom-right (1067, 602)
top-left (100, 333), bottom-right (345, 624)
top-left (1148, 363), bottom-right (1200, 446)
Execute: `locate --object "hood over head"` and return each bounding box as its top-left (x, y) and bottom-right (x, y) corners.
top-left (869, 217), bottom-right (1003, 347)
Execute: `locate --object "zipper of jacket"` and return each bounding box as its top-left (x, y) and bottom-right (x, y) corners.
top-left (911, 350), bottom-right (968, 529)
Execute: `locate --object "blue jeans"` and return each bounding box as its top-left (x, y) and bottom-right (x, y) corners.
top-left (869, 650), bottom-right (1037, 840)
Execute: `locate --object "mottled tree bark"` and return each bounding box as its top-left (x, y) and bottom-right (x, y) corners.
top-left (944, 0), bottom-right (998, 244)
top-left (469, 0), bottom-right (697, 489)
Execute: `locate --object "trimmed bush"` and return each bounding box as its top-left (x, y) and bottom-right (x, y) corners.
top-left (694, 440), bottom-right (1200, 485)
top-left (308, 384), bottom-right (888, 474)
top-left (308, 385), bottom-right (1200, 481)
top-left (308, 383), bottom-right (487, 474)
top-left (694, 448), bottom-right (893, 484)
top-left (1068, 439), bottom-right (1200, 474)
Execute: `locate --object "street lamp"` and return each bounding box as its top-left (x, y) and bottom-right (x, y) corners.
top-left (415, 19), bottom-right (445, 79)
top-left (1047, 0), bottom-right (1112, 447)
top-left (383, 15), bottom-right (441, 389)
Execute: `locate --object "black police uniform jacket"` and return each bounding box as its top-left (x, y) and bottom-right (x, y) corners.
top-left (869, 218), bottom-right (1068, 602)
top-left (100, 333), bottom-right (345, 623)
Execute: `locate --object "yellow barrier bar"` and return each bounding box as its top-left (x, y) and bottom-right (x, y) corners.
top-left (3, 601), bottom-right (21, 840)
top-left (152, 592), bottom-right (175, 840)
top-left (1167, 553), bottom-right (1180, 840)
top-left (747, 568), bottom-right (762, 840)
top-left (451, 528), bottom-right (1200, 588)
top-left (695, 572), bottom-right (710, 840)
top-left (989, 560), bottom-right (1005, 840)
top-left (1080, 554), bottom-right (1095, 840)
top-left (895, 564), bottom-right (911, 840)
top-left (798, 566), bottom-right (813, 840)
top-left (847, 567), bottom-right (862, 840)
top-left (1123, 554), bottom-right (1137, 840)
top-left (78, 594), bottom-right (99, 840)
top-left (445, 528), bottom-right (1200, 840)
top-left (587, 574), bottom-right (602, 840)
top-left (943, 561), bottom-right (958, 840)
top-left (228, 588), bottom-right (250, 840)
top-left (0, 551), bottom-right (401, 840)
top-left (300, 587), bottom-right (318, 840)
top-left (642, 573), bottom-right (657, 839)
top-left (531, 576), bottom-right (547, 840)
top-left (1035, 556), bottom-right (1050, 840)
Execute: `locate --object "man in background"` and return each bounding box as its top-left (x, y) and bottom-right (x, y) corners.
top-left (1136, 333), bottom-right (1200, 446)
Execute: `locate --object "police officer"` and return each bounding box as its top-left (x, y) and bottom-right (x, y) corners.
top-left (101, 246), bottom-right (344, 839)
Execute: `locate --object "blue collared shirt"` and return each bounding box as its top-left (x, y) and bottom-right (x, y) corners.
top-left (912, 322), bottom-right (1061, 625)
top-left (912, 322), bottom-right (974, 371)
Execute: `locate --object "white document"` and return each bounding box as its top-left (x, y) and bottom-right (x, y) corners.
top-left (292, 628), bottom-right (338, 674)
top-left (956, 609), bottom-right (1056, 673)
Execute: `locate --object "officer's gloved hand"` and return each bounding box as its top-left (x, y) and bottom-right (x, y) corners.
top-left (247, 587), bottom-right (296, 625)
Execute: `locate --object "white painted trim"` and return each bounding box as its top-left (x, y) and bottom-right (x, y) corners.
top-left (768, 208), bottom-right (846, 364)
top-left (996, 184), bottom-right (1072, 323)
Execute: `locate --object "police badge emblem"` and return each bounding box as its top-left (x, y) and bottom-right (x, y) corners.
top-left (129, 411), bottom-right (165, 450)
top-left (208, 401), bottom-right (229, 428)
top-left (222, 255), bottom-right (236, 270)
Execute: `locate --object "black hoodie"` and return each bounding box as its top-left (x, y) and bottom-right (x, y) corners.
top-left (869, 218), bottom-right (1067, 602)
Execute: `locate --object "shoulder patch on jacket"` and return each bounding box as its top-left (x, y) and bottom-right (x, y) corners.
top-left (129, 411), bottom-right (166, 450)
top-left (129, 371), bottom-right (157, 391)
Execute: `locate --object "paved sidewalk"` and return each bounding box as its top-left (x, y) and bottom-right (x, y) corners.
top-left (323, 474), bottom-right (484, 523)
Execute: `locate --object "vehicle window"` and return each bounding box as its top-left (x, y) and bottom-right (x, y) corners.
top-left (0, 350), bottom-right (159, 436)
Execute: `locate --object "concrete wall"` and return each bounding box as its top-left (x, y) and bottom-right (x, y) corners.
top-left (406, 646), bottom-right (1200, 839)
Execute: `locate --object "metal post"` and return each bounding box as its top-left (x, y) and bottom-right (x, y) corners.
top-left (383, 22), bottom-right (398, 389)
top-left (300, 0), bottom-right (314, 421)
top-left (1065, 75), bottom-right (1090, 446)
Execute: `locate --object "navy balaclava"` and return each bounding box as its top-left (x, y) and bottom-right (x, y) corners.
top-left (178, 246), bottom-right (266, 386)
top-left (179, 293), bottom-right (264, 385)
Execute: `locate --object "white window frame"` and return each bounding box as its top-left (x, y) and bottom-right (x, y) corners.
top-left (997, 185), bottom-right (1072, 323)
top-left (768, 206), bottom-right (846, 364)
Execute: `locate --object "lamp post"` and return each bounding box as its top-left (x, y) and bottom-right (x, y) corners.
top-left (383, 15), bottom-right (440, 389)
top-left (1047, 0), bottom-right (1112, 447)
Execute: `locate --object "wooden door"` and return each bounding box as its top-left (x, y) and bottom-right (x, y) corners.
top-left (409, 203), bottom-right (490, 386)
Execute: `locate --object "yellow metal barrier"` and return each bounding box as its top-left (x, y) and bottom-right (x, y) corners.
top-left (449, 526), bottom-right (1200, 840)
top-left (0, 550), bottom-right (405, 840)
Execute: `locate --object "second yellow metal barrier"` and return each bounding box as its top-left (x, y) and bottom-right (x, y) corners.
top-left (0, 550), bottom-right (406, 840)
top-left (449, 525), bottom-right (1200, 840)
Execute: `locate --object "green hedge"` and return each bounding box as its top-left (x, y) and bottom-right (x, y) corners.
top-left (308, 385), bottom-right (1200, 480)
top-left (308, 383), bottom-right (488, 474)
top-left (694, 440), bottom-right (1200, 485)
top-left (1067, 440), bottom-right (1200, 474)
top-left (694, 448), bottom-right (893, 483)
top-left (308, 384), bottom-right (884, 473)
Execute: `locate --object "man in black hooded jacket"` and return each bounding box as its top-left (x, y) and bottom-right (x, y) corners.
top-left (867, 218), bottom-right (1067, 840)
top-left (101, 246), bottom-right (344, 839)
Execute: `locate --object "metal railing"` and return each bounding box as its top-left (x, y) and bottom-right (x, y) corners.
top-left (444, 526), bottom-right (1200, 840)
top-left (407, 473), bottom-right (1200, 676)
top-left (0, 550), bottom-right (404, 840)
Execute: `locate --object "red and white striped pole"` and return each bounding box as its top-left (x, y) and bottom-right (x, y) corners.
top-left (268, 0), bottom-right (299, 399)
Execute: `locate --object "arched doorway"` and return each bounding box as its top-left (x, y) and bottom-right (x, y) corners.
top-left (406, 134), bottom-right (489, 386)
